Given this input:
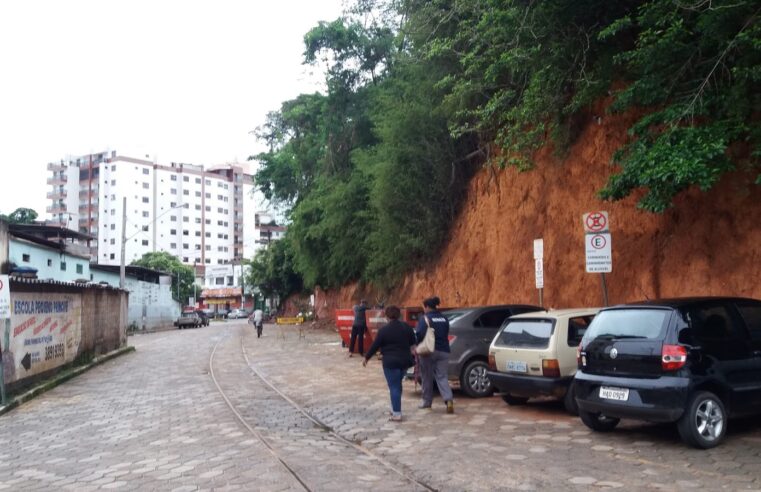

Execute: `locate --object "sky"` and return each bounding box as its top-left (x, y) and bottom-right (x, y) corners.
top-left (0, 0), bottom-right (346, 217)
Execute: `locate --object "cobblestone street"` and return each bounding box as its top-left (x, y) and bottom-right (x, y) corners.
top-left (1, 321), bottom-right (760, 491)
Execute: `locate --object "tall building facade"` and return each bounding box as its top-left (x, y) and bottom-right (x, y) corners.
top-left (46, 151), bottom-right (262, 270)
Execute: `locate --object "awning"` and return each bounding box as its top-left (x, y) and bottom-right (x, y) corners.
top-left (206, 298), bottom-right (236, 305)
top-left (201, 287), bottom-right (242, 299)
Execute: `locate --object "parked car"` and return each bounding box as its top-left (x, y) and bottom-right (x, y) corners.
top-left (195, 310), bottom-right (210, 327)
top-left (214, 309), bottom-right (229, 319)
top-left (227, 309), bottom-right (249, 319)
top-left (487, 308), bottom-right (600, 414)
top-left (433, 304), bottom-right (543, 397)
top-left (575, 297), bottom-right (761, 449)
top-left (176, 311), bottom-right (202, 329)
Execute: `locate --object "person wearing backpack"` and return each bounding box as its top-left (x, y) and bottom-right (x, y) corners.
top-left (415, 296), bottom-right (454, 413)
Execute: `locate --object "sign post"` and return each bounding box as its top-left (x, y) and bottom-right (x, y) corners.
top-left (583, 212), bottom-right (611, 306)
top-left (533, 239), bottom-right (544, 307)
top-left (0, 274), bottom-right (10, 405)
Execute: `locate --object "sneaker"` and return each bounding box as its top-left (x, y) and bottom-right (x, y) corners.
top-left (418, 402), bottom-right (432, 410)
top-left (446, 400), bottom-right (454, 414)
top-left (389, 415), bottom-right (403, 422)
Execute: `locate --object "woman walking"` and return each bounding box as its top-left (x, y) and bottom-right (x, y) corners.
top-left (415, 296), bottom-right (454, 413)
top-left (363, 306), bottom-right (416, 421)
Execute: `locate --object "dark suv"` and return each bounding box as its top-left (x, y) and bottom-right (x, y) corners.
top-left (575, 297), bottom-right (761, 448)
top-left (443, 304), bottom-right (542, 397)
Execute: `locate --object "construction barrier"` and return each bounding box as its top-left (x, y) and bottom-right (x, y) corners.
top-left (335, 307), bottom-right (424, 353)
top-left (276, 316), bottom-right (305, 325)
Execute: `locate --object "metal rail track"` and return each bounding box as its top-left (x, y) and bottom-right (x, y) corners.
top-left (208, 329), bottom-right (437, 492)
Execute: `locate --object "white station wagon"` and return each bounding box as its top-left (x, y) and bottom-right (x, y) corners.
top-left (487, 308), bottom-right (600, 414)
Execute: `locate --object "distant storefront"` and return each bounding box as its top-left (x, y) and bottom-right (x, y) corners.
top-left (200, 287), bottom-right (242, 313)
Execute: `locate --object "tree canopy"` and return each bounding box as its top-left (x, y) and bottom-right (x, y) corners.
top-left (250, 0), bottom-right (761, 293)
top-left (1, 208), bottom-right (39, 224)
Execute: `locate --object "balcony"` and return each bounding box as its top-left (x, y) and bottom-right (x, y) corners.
top-left (46, 189), bottom-right (66, 200)
top-left (47, 175), bottom-right (67, 186)
top-left (47, 162), bottom-right (65, 172)
top-left (47, 204), bottom-right (67, 214)
top-left (79, 189), bottom-right (96, 200)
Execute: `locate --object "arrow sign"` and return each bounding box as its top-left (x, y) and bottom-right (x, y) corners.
top-left (21, 353), bottom-right (32, 371)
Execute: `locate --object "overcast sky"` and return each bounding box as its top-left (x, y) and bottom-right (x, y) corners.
top-left (0, 0), bottom-right (345, 217)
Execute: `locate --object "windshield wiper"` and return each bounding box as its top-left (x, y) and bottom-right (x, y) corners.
top-left (593, 334), bottom-right (646, 340)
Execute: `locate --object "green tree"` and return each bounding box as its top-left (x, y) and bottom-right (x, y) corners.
top-left (131, 252), bottom-right (195, 305)
top-left (0, 208), bottom-right (39, 224)
top-left (243, 239), bottom-right (302, 305)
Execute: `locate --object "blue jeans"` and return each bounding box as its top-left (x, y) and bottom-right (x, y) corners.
top-left (383, 367), bottom-right (405, 415)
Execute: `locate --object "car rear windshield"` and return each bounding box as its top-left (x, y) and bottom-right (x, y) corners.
top-left (583, 308), bottom-right (670, 342)
top-left (495, 319), bottom-right (554, 349)
top-left (442, 310), bottom-right (468, 322)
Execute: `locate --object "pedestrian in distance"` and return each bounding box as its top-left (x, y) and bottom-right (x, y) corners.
top-left (252, 307), bottom-right (264, 338)
top-left (363, 306), bottom-right (416, 422)
top-left (349, 299), bottom-right (369, 357)
top-left (415, 296), bottom-right (455, 414)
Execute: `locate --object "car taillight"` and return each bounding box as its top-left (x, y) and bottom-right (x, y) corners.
top-left (576, 343), bottom-right (582, 366)
top-left (542, 359), bottom-right (561, 378)
top-left (448, 335), bottom-right (457, 345)
top-left (662, 344), bottom-right (687, 371)
top-left (488, 353), bottom-right (496, 370)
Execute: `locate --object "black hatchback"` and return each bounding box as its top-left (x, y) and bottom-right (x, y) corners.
top-left (575, 297), bottom-right (761, 448)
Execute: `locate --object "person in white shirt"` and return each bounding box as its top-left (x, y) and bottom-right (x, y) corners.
top-left (253, 308), bottom-right (264, 338)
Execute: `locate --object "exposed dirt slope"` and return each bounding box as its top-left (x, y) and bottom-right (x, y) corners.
top-left (310, 96), bottom-right (761, 318)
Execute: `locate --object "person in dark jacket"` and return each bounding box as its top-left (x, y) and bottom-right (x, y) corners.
top-left (415, 296), bottom-right (454, 413)
top-left (349, 299), bottom-right (369, 357)
top-left (363, 306), bottom-right (416, 421)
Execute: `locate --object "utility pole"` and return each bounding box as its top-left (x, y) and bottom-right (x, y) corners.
top-left (120, 197), bottom-right (127, 289)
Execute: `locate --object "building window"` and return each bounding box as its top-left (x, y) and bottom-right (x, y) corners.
top-left (47, 259), bottom-right (52, 267)
top-left (195, 178), bottom-right (201, 184)
top-left (111, 209), bottom-right (116, 216)
top-left (205, 206), bottom-right (211, 212)
top-left (183, 190), bottom-right (189, 196)
top-left (227, 276), bottom-right (234, 285)
top-left (195, 191), bottom-right (201, 197)
top-left (215, 277), bottom-right (224, 285)
top-left (142, 197), bottom-right (149, 203)
top-left (171, 175), bottom-right (177, 181)
top-left (110, 253), bottom-right (115, 260)
top-left (183, 230), bottom-right (189, 236)
top-left (171, 189), bottom-right (177, 195)
top-left (142, 168), bottom-right (149, 175)
top-left (142, 240), bottom-right (149, 246)
top-left (183, 217), bottom-right (189, 223)
top-left (170, 202), bottom-right (177, 208)
top-left (111, 180), bottom-right (116, 186)
top-left (183, 204), bottom-right (189, 209)
top-left (205, 259), bottom-right (211, 264)
top-left (142, 182), bottom-right (149, 189)
top-left (22, 254), bottom-right (30, 262)
top-left (217, 207), bottom-right (224, 213)
top-left (111, 224), bottom-right (115, 230)
top-left (183, 243), bottom-right (189, 249)
top-left (183, 257), bottom-right (189, 262)
top-left (205, 219), bottom-right (210, 225)
top-left (170, 243), bottom-right (177, 249)
top-left (111, 165), bottom-right (116, 171)
top-left (205, 193), bottom-right (211, 199)
top-left (195, 218), bottom-right (201, 224)
top-left (217, 195), bottom-right (224, 200)
top-left (142, 225), bottom-right (149, 231)
top-left (170, 216), bottom-right (177, 222)
top-left (111, 194), bottom-right (116, 200)
top-left (183, 176), bottom-right (189, 182)
top-left (142, 211), bottom-right (149, 218)
top-left (205, 232), bottom-right (211, 238)
top-left (110, 238), bottom-right (116, 245)
top-left (170, 229), bottom-right (177, 235)
top-left (195, 205), bottom-right (201, 210)
top-left (205, 245), bottom-right (211, 251)
top-left (60, 262), bottom-right (67, 271)
top-left (195, 244), bottom-right (201, 250)
top-left (76, 264), bottom-right (83, 274)
top-left (195, 231), bottom-right (201, 236)
top-left (205, 179), bottom-right (210, 185)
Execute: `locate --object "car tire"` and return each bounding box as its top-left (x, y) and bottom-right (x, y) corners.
top-left (579, 409), bottom-right (620, 432)
top-left (677, 391), bottom-right (727, 449)
top-left (460, 360), bottom-right (494, 398)
top-left (501, 394), bottom-right (529, 405)
top-left (563, 381), bottom-right (579, 416)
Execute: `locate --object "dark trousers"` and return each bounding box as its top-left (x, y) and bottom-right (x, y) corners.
top-left (349, 325), bottom-right (366, 354)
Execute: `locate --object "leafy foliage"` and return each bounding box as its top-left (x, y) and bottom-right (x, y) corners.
top-left (131, 251), bottom-right (195, 305)
top-left (243, 238), bottom-right (302, 302)
top-left (1, 208), bottom-right (39, 224)
top-left (250, 0), bottom-right (760, 293)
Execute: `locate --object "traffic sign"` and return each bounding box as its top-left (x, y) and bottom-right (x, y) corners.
top-left (535, 259), bottom-right (544, 289)
top-left (533, 239), bottom-right (543, 260)
top-left (583, 211), bottom-right (609, 233)
top-left (0, 275), bottom-right (9, 318)
top-left (585, 233), bottom-right (612, 273)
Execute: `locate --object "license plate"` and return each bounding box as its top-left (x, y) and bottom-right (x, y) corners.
top-left (506, 360), bottom-right (527, 373)
top-left (599, 386), bottom-right (629, 401)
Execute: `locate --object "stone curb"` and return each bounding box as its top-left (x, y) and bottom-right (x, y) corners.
top-left (0, 345), bottom-right (136, 417)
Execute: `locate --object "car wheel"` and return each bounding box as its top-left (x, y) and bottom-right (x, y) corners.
top-left (563, 381), bottom-right (579, 416)
top-left (677, 391), bottom-right (726, 449)
top-left (579, 409), bottom-right (620, 432)
top-left (501, 394), bottom-right (529, 405)
top-left (460, 360), bottom-right (494, 398)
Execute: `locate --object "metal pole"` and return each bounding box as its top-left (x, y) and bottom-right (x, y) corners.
top-left (539, 288), bottom-right (544, 308)
top-left (120, 197), bottom-right (127, 289)
top-left (0, 320), bottom-right (8, 405)
top-left (600, 272), bottom-right (609, 307)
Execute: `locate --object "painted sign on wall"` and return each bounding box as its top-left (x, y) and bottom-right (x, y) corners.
top-left (4, 293), bottom-right (81, 384)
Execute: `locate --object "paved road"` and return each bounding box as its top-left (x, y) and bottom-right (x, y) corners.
top-left (1, 321), bottom-right (760, 491)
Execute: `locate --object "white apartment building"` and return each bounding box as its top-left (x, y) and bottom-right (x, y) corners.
top-left (46, 152), bottom-right (268, 282)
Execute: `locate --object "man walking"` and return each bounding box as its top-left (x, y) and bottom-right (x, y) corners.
top-left (252, 308), bottom-right (264, 338)
top-left (349, 299), bottom-right (369, 357)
